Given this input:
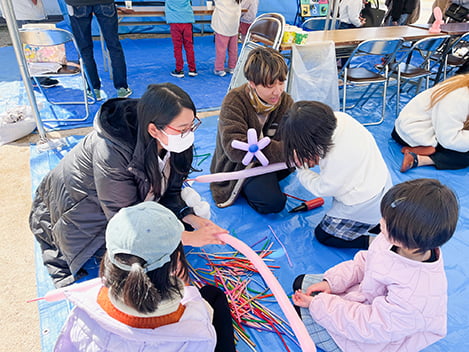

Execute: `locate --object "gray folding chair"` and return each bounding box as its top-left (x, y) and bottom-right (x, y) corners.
top-left (339, 37), bottom-right (404, 125)
top-left (390, 35), bottom-right (450, 116)
top-left (228, 13), bottom-right (285, 91)
top-left (430, 32), bottom-right (469, 81)
top-left (19, 27), bottom-right (94, 122)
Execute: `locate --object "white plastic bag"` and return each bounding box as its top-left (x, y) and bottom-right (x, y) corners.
top-left (0, 105), bottom-right (37, 146)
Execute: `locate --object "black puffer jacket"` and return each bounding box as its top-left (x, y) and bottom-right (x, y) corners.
top-left (29, 98), bottom-right (194, 287)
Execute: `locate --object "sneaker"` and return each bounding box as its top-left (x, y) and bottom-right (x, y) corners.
top-left (34, 77), bottom-right (59, 88)
top-left (214, 70), bottom-right (226, 77)
top-left (117, 87), bottom-right (132, 98)
top-left (225, 68), bottom-right (235, 74)
top-left (188, 70), bottom-right (198, 77)
top-left (170, 69), bottom-right (185, 78)
top-left (87, 88), bottom-right (104, 101)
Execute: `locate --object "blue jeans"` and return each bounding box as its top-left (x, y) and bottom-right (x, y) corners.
top-left (68, 3), bottom-right (128, 90)
top-left (385, 13), bottom-right (409, 26)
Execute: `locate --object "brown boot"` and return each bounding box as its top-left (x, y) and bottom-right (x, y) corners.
top-left (401, 146), bottom-right (436, 156)
top-left (400, 152), bottom-right (419, 173)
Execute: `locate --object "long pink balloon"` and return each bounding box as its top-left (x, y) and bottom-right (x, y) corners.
top-left (218, 233), bottom-right (316, 352)
top-left (194, 162), bottom-right (288, 183)
top-left (27, 278), bottom-right (101, 302)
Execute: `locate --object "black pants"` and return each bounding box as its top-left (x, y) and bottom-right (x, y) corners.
top-left (314, 224), bottom-right (379, 249)
top-left (241, 169), bottom-right (291, 214)
top-left (392, 128), bottom-right (469, 170)
top-left (199, 285), bottom-right (236, 352)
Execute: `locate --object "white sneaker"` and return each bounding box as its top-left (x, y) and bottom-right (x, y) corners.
top-left (117, 87), bottom-right (132, 98)
top-left (214, 70), bottom-right (226, 77)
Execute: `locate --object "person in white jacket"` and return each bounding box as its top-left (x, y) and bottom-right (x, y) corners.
top-left (211, 0), bottom-right (242, 76)
top-left (393, 73), bottom-right (469, 172)
top-left (282, 101), bottom-right (392, 249)
top-left (55, 202), bottom-right (235, 352)
top-left (338, 0), bottom-right (366, 28)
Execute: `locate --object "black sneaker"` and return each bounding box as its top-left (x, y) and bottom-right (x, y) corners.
top-left (170, 70), bottom-right (184, 78)
top-left (188, 70), bottom-right (198, 77)
top-left (33, 77), bottom-right (59, 88)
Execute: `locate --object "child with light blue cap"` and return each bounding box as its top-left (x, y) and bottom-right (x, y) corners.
top-left (55, 202), bottom-right (235, 352)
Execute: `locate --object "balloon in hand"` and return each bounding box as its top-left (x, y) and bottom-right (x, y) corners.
top-left (231, 128), bottom-right (271, 166)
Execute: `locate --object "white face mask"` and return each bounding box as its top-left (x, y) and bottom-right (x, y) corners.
top-left (159, 130), bottom-right (194, 153)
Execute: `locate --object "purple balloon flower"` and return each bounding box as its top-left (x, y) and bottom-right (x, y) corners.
top-left (231, 128), bottom-right (271, 166)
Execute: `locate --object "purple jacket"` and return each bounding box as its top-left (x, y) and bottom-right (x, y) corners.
top-left (309, 234), bottom-right (447, 351)
top-left (55, 282), bottom-right (217, 351)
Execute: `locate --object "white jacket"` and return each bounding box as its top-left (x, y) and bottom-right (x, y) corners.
top-left (339, 0), bottom-right (364, 27)
top-left (395, 87), bottom-right (469, 152)
top-left (55, 282), bottom-right (217, 351)
top-left (297, 111), bottom-right (390, 206)
top-left (211, 0), bottom-right (242, 36)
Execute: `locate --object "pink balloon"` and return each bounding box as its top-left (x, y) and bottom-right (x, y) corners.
top-left (430, 7), bottom-right (443, 33)
top-left (27, 278), bottom-right (101, 303)
top-left (193, 162), bottom-right (288, 183)
top-left (218, 233), bottom-right (317, 351)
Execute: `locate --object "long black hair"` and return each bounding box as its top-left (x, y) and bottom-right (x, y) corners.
top-left (137, 83), bottom-right (196, 198)
top-left (282, 101), bottom-right (337, 167)
top-left (100, 243), bottom-right (189, 314)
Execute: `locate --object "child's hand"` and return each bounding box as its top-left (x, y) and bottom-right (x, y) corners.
top-left (292, 290), bottom-right (314, 308)
top-left (305, 280), bottom-right (332, 296)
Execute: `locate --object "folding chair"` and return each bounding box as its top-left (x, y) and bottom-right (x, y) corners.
top-left (302, 17), bottom-right (338, 31)
top-left (228, 13), bottom-right (285, 91)
top-left (19, 27), bottom-right (94, 122)
top-left (390, 35), bottom-right (450, 117)
top-left (339, 37), bottom-right (404, 125)
top-left (430, 32), bottom-right (469, 81)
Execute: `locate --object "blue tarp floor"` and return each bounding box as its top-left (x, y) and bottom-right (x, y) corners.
top-left (1, 33), bottom-right (467, 351)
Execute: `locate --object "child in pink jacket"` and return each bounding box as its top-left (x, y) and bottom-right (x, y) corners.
top-left (292, 178), bottom-right (458, 352)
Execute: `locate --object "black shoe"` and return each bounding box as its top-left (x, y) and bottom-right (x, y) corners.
top-left (35, 77), bottom-right (59, 88)
top-left (170, 69), bottom-right (184, 78)
top-left (188, 70), bottom-right (198, 77)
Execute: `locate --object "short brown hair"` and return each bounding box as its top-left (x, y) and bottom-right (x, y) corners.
top-left (243, 47), bottom-right (288, 86)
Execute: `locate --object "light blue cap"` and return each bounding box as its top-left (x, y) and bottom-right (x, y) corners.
top-left (106, 202), bottom-right (184, 272)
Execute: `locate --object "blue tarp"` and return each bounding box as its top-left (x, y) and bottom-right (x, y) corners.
top-left (29, 109), bottom-right (469, 351)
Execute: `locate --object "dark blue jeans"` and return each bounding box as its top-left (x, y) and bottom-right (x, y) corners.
top-left (68, 3), bottom-right (128, 90)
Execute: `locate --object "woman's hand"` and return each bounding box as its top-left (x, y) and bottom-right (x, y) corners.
top-left (182, 214), bottom-right (227, 246)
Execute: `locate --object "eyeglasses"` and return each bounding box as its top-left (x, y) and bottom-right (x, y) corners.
top-left (166, 116), bottom-right (202, 138)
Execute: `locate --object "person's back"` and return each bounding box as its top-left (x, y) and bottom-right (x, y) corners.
top-left (165, 0), bottom-right (197, 77)
top-left (54, 202), bottom-right (218, 351)
top-left (55, 281), bottom-right (216, 351)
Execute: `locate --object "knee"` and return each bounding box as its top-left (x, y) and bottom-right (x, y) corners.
top-left (314, 225), bottom-right (334, 246)
top-left (250, 192), bottom-right (286, 214)
top-left (293, 274), bottom-right (305, 292)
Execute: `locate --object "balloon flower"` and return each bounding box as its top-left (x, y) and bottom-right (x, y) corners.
top-left (231, 128), bottom-right (271, 166)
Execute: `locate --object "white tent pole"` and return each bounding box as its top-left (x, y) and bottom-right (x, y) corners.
top-left (0, 0), bottom-right (48, 142)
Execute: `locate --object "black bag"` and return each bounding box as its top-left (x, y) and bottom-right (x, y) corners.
top-left (361, 1), bottom-right (386, 27)
top-left (445, 3), bottom-right (469, 22)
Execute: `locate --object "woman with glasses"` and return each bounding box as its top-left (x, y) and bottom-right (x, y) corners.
top-left (30, 83), bottom-right (227, 288)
